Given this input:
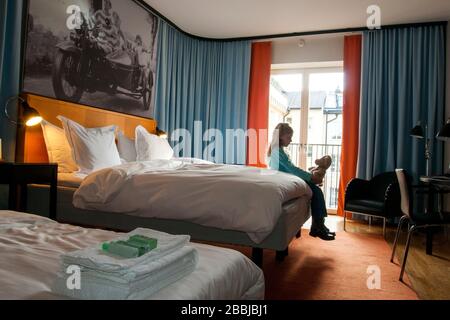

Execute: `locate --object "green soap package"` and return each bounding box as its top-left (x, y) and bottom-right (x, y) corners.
top-left (102, 241), bottom-right (140, 259)
top-left (102, 235), bottom-right (158, 259)
top-left (130, 235), bottom-right (158, 249)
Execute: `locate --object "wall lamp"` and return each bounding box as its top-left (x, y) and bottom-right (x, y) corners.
top-left (436, 119), bottom-right (450, 141)
top-left (4, 96), bottom-right (42, 127)
top-left (156, 127), bottom-right (168, 139)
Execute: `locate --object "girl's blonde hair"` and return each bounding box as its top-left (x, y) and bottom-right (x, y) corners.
top-left (268, 123), bottom-right (294, 157)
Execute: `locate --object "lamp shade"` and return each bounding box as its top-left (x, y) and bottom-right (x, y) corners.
top-left (436, 119), bottom-right (450, 141)
top-left (22, 101), bottom-right (42, 127)
top-left (156, 127), bottom-right (168, 139)
top-left (410, 124), bottom-right (425, 139)
top-left (4, 96), bottom-right (42, 127)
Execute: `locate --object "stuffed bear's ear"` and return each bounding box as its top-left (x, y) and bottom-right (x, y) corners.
top-left (315, 156), bottom-right (326, 167)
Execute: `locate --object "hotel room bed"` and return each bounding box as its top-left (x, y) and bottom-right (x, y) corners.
top-left (0, 210), bottom-right (265, 300)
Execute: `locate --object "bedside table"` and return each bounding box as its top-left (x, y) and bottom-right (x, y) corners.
top-left (0, 163), bottom-right (58, 220)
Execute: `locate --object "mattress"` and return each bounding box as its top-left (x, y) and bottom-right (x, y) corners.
top-left (0, 211), bottom-right (265, 300)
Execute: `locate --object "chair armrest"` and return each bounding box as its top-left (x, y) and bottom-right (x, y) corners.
top-left (384, 182), bottom-right (402, 217)
top-left (345, 178), bottom-right (370, 203)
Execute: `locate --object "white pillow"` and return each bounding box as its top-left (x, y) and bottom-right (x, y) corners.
top-left (57, 116), bottom-right (122, 174)
top-left (135, 125), bottom-right (174, 161)
top-left (117, 131), bottom-right (137, 163)
top-left (40, 120), bottom-right (78, 173)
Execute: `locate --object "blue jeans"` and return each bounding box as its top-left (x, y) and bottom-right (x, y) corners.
top-left (307, 182), bottom-right (328, 222)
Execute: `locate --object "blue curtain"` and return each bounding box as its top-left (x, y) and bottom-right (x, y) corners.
top-left (357, 25), bottom-right (446, 180)
top-left (154, 21), bottom-right (251, 164)
top-left (0, 0), bottom-right (24, 162)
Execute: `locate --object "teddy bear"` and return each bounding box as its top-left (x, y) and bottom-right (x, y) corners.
top-left (309, 155), bottom-right (332, 185)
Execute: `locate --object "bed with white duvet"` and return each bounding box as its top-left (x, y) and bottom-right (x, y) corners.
top-left (72, 159), bottom-right (313, 244)
top-left (0, 211), bottom-right (265, 300)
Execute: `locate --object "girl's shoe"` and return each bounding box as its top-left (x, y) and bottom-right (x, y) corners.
top-left (309, 227), bottom-right (336, 241)
top-left (323, 226), bottom-right (336, 236)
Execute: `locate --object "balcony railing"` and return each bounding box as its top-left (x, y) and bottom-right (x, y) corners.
top-left (286, 144), bottom-right (342, 209)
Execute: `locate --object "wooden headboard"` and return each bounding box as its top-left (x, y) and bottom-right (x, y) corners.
top-left (22, 94), bottom-right (157, 163)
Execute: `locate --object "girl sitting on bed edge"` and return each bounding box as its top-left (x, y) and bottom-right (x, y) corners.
top-left (268, 123), bottom-right (336, 241)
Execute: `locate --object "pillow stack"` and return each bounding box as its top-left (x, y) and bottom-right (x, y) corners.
top-left (41, 116), bottom-right (174, 175)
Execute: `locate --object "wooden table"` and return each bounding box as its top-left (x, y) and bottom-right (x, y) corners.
top-left (419, 176), bottom-right (450, 255)
top-left (0, 163), bottom-right (58, 220)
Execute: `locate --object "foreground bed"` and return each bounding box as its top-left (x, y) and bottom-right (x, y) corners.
top-left (0, 211), bottom-right (265, 300)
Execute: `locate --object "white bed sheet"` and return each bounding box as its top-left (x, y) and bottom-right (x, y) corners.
top-left (0, 211), bottom-right (265, 300)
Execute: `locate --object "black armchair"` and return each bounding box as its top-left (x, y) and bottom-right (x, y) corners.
top-left (344, 172), bottom-right (402, 237)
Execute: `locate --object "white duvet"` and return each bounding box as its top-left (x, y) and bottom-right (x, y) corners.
top-left (73, 160), bottom-right (312, 243)
top-left (0, 211), bottom-right (265, 300)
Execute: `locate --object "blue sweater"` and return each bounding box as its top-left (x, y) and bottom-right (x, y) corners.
top-left (269, 147), bottom-right (312, 183)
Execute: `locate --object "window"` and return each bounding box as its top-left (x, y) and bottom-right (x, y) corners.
top-left (269, 66), bottom-right (343, 211)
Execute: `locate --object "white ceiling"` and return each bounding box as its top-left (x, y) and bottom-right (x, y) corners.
top-left (144, 0), bottom-right (450, 39)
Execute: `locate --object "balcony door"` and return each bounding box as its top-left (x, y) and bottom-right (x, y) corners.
top-left (270, 65), bottom-right (344, 211)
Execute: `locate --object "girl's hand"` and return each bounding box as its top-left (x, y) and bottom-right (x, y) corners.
top-left (311, 174), bottom-right (324, 185)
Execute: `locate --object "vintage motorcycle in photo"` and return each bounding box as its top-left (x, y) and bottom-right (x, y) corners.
top-left (52, 21), bottom-right (153, 110)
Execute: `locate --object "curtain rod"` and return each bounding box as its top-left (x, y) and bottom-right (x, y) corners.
top-left (134, 0), bottom-right (448, 42)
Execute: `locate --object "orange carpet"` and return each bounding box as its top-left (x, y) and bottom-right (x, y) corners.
top-left (219, 231), bottom-right (419, 300)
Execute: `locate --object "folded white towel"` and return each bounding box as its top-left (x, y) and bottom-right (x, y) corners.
top-left (53, 246), bottom-right (198, 300)
top-left (62, 228), bottom-right (190, 274)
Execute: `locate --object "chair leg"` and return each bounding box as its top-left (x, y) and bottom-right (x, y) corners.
top-left (383, 218), bottom-right (387, 239)
top-left (400, 226), bottom-right (417, 282)
top-left (391, 216), bottom-right (408, 263)
top-left (344, 211), bottom-right (347, 232)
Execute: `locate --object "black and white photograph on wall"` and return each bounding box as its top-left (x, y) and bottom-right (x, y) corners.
top-left (22, 0), bottom-right (159, 118)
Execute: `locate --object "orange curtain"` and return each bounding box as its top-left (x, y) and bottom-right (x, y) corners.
top-left (337, 35), bottom-right (362, 217)
top-left (246, 42), bottom-right (272, 168)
